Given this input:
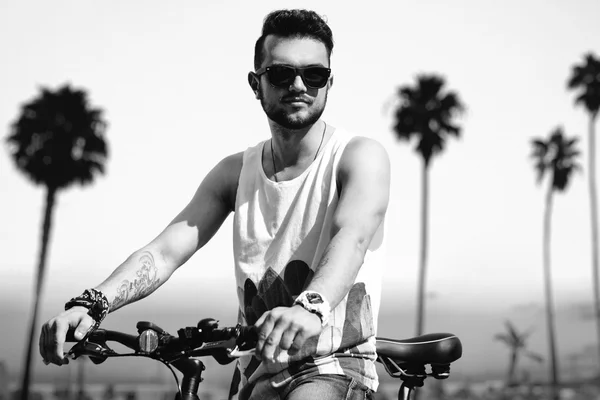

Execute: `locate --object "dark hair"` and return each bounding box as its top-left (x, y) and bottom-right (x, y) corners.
top-left (254, 9), bottom-right (334, 70)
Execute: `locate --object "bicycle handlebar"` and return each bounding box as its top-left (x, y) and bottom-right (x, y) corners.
top-left (66, 318), bottom-right (258, 365)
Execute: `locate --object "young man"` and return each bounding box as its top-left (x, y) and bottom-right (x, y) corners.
top-left (40, 9), bottom-right (390, 400)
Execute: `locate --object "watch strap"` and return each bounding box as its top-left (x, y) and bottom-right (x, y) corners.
top-left (293, 290), bottom-right (330, 327)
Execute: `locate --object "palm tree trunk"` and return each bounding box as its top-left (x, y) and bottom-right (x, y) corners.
top-left (77, 357), bottom-right (87, 400)
top-left (543, 185), bottom-right (560, 400)
top-left (588, 111), bottom-right (600, 379)
top-left (416, 161), bottom-right (429, 336)
top-left (508, 350), bottom-right (518, 386)
top-left (21, 186), bottom-right (56, 400)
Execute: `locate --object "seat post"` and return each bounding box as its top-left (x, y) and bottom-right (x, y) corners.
top-left (398, 383), bottom-right (413, 400)
top-left (398, 371), bottom-right (426, 400)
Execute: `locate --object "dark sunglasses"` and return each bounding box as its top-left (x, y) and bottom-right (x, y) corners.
top-left (255, 65), bottom-right (331, 89)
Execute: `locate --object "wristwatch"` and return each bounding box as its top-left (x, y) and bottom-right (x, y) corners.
top-left (294, 291), bottom-right (331, 327)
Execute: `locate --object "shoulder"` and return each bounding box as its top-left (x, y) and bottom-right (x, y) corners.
top-left (204, 151), bottom-right (244, 212)
top-left (209, 151), bottom-right (244, 182)
top-left (218, 151), bottom-right (244, 172)
top-left (344, 135), bottom-right (388, 155)
top-left (338, 135), bottom-right (390, 179)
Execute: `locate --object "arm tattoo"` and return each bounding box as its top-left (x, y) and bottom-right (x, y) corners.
top-left (112, 251), bottom-right (161, 309)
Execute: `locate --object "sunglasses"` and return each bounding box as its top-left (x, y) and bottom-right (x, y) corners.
top-left (255, 65), bottom-right (331, 89)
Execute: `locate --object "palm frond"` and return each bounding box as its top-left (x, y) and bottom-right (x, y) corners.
top-left (494, 333), bottom-right (512, 346)
top-left (525, 350), bottom-right (544, 363)
top-left (505, 320), bottom-right (527, 347)
top-left (567, 52), bottom-right (600, 113)
top-left (530, 127), bottom-right (580, 191)
top-left (391, 73), bottom-right (465, 166)
top-left (6, 83), bottom-right (109, 190)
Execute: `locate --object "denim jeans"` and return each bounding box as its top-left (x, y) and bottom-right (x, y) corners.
top-left (282, 374), bottom-right (374, 400)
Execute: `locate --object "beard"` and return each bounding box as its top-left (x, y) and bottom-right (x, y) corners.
top-left (259, 88), bottom-right (329, 130)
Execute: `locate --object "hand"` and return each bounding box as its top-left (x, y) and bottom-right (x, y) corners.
top-left (254, 305), bottom-right (322, 362)
top-left (39, 306), bottom-right (95, 366)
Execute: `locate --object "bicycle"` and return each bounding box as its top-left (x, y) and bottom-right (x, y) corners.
top-left (66, 317), bottom-right (463, 400)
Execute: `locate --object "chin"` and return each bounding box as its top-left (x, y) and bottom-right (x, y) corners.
top-left (275, 110), bottom-right (324, 130)
top-left (280, 118), bottom-right (314, 130)
top-left (286, 114), bottom-right (311, 126)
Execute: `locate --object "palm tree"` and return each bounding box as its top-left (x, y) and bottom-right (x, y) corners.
top-left (567, 52), bottom-right (600, 371)
top-left (391, 73), bottom-right (465, 336)
top-left (5, 83), bottom-right (108, 400)
top-left (494, 320), bottom-right (544, 386)
top-left (531, 127), bottom-right (581, 400)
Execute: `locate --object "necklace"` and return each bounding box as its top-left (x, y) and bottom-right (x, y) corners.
top-left (270, 122), bottom-right (327, 183)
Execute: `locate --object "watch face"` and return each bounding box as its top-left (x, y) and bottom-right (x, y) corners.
top-left (306, 292), bottom-right (324, 304)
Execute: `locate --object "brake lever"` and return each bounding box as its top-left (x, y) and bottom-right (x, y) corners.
top-left (67, 339), bottom-right (114, 364)
top-left (228, 347), bottom-right (256, 358)
top-left (208, 337), bottom-right (257, 364)
top-left (66, 329), bottom-right (117, 365)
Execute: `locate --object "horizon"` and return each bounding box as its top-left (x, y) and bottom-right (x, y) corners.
top-left (1, 284), bottom-right (597, 386)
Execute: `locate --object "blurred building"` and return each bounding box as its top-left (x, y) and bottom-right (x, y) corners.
top-left (0, 361), bottom-right (9, 400)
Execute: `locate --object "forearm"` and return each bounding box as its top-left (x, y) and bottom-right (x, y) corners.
top-left (94, 247), bottom-right (176, 312)
top-left (305, 227), bottom-right (370, 309)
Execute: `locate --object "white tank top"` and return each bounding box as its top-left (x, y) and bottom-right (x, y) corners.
top-left (229, 127), bottom-right (386, 399)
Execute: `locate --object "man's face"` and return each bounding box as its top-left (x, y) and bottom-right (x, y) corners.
top-left (252, 35), bottom-right (332, 130)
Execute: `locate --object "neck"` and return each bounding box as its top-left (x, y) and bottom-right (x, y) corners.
top-left (270, 120), bottom-right (326, 167)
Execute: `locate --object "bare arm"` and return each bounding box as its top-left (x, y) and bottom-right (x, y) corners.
top-left (255, 137), bottom-right (390, 360)
top-left (96, 152), bottom-right (242, 311)
top-left (40, 152), bottom-right (242, 365)
top-left (305, 136), bottom-right (390, 307)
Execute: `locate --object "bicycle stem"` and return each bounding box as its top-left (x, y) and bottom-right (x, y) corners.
top-left (172, 358), bottom-right (205, 400)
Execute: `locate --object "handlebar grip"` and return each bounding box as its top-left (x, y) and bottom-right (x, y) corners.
top-left (65, 330), bottom-right (77, 343)
top-left (65, 327), bottom-right (98, 343)
top-left (238, 325), bottom-right (258, 346)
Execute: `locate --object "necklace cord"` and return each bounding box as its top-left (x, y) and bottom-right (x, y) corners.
top-left (270, 122), bottom-right (327, 183)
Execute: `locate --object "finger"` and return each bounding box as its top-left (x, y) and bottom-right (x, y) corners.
top-left (39, 324), bottom-right (49, 364)
top-left (254, 312), bottom-right (268, 328)
top-left (278, 325), bottom-right (299, 351)
top-left (74, 316), bottom-right (94, 341)
top-left (41, 324), bottom-right (58, 365)
top-left (43, 322), bottom-right (61, 365)
top-left (261, 323), bottom-right (286, 362)
top-left (254, 312), bottom-right (275, 356)
top-left (52, 320), bottom-right (71, 366)
top-left (38, 324), bottom-right (46, 364)
top-left (291, 330), bottom-right (310, 352)
top-left (42, 321), bottom-right (59, 365)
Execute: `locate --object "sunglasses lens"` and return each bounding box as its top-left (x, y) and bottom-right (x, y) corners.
top-left (266, 66), bottom-right (330, 88)
top-left (303, 68), bottom-right (330, 88)
top-left (267, 66), bottom-right (296, 87)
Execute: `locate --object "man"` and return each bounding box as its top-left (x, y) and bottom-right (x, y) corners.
top-left (40, 9), bottom-right (390, 400)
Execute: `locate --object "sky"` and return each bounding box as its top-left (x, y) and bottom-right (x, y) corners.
top-left (1, 0), bottom-right (600, 390)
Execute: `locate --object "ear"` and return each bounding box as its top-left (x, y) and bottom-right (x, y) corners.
top-left (248, 72), bottom-right (260, 99)
top-left (328, 74), bottom-right (334, 90)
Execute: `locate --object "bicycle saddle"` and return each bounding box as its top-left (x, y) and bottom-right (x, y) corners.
top-left (375, 333), bottom-right (462, 380)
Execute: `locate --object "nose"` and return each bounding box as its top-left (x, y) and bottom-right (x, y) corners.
top-left (289, 74), bottom-right (307, 92)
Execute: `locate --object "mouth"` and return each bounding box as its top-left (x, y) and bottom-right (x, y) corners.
top-left (282, 96), bottom-right (311, 105)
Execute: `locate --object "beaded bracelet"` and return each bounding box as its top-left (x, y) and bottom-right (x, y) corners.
top-left (65, 288), bottom-right (110, 325)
